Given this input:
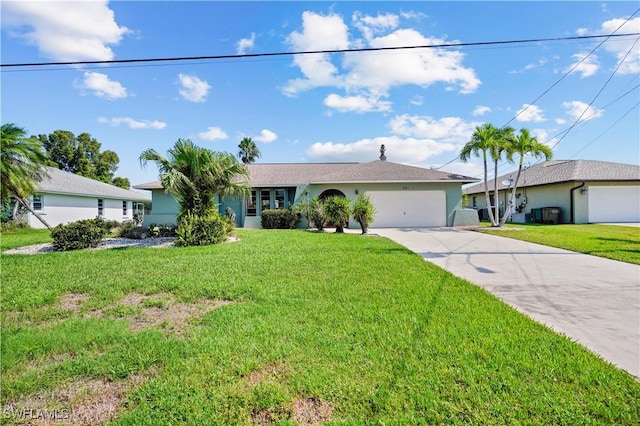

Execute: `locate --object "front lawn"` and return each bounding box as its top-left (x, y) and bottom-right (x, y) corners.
top-left (477, 223), bottom-right (640, 265)
top-left (1, 230), bottom-right (639, 424)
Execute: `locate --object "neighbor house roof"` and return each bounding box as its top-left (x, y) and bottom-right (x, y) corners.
top-left (464, 160), bottom-right (640, 194)
top-left (134, 161), bottom-right (477, 190)
top-left (37, 167), bottom-right (151, 202)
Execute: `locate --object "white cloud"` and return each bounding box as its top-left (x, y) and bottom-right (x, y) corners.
top-left (515, 104), bottom-right (545, 122)
top-left (98, 117), bottom-right (166, 129)
top-left (237, 32), bottom-right (255, 55)
top-left (2, 1), bottom-right (129, 62)
top-left (510, 57), bottom-right (549, 74)
top-left (565, 53), bottom-right (599, 78)
top-left (324, 93), bottom-right (391, 113)
top-left (409, 95), bottom-right (423, 106)
top-left (306, 135), bottom-right (456, 163)
top-left (576, 27), bottom-right (588, 36)
top-left (556, 118), bottom-right (567, 125)
top-left (198, 127), bottom-right (228, 141)
top-left (599, 17), bottom-right (640, 74)
top-left (254, 129), bottom-right (277, 143)
top-left (353, 12), bottom-right (399, 40)
top-left (563, 100), bottom-right (603, 122)
top-left (283, 11), bottom-right (480, 103)
top-left (473, 105), bottom-right (491, 116)
top-left (530, 128), bottom-right (555, 147)
top-left (76, 72), bottom-right (127, 99)
top-left (283, 11), bottom-right (349, 96)
top-left (389, 115), bottom-right (480, 145)
top-left (178, 74), bottom-right (211, 103)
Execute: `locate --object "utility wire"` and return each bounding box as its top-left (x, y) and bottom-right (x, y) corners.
top-left (569, 102), bottom-right (639, 159)
top-left (1, 33), bottom-right (638, 68)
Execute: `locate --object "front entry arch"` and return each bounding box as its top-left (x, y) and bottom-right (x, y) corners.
top-left (318, 189), bottom-right (346, 200)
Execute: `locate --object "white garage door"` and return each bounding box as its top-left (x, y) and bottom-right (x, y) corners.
top-left (588, 186), bottom-right (640, 223)
top-left (367, 191), bottom-right (446, 228)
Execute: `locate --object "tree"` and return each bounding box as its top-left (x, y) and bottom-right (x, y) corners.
top-left (111, 176), bottom-right (131, 190)
top-left (0, 123), bottom-right (52, 229)
top-left (352, 193), bottom-right (376, 234)
top-left (38, 130), bottom-right (129, 187)
top-left (323, 196), bottom-right (351, 233)
top-left (140, 138), bottom-right (250, 220)
top-left (499, 128), bottom-right (552, 226)
top-left (238, 137), bottom-right (261, 164)
top-left (459, 123), bottom-right (514, 227)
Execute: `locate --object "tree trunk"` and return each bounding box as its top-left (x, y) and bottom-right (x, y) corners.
top-left (16, 196), bottom-right (52, 230)
top-left (493, 158), bottom-right (500, 227)
top-left (482, 153), bottom-right (497, 226)
top-left (500, 160), bottom-right (524, 226)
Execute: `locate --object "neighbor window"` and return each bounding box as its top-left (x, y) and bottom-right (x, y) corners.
top-left (472, 196), bottom-right (477, 208)
top-left (261, 190), bottom-right (270, 211)
top-left (122, 201), bottom-right (128, 215)
top-left (32, 195), bottom-right (43, 211)
top-left (275, 189), bottom-right (285, 209)
top-left (247, 190), bottom-right (257, 216)
top-left (98, 199), bottom-right (104, 216)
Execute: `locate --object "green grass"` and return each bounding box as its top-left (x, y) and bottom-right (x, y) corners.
top-left (477, 223), bottom-right (640, 264)
top-left (1, 227), bottom-right (51, 251)
top-left (1, 229), bottom-right (639, 424)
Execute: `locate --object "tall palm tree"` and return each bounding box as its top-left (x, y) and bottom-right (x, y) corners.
top-left (140, 139), bottom-right (250, 220)
top-left (0, 123), bottom-right (51, 229)
top-left (460, 123), bottom-right (502, 226)
top-left (237, 137), bottom-right (261, 164)
top-left (499, 128), bottom-right (552, 225)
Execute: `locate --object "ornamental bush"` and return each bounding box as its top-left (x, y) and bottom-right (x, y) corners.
top-left (309, 196), bottom-right (326, 231)
top-left (175, 212), bottom-right (231, 247)
top-left (352, 194), bottom-right (376, 234)
top-left (51, 218), bottom-right (108, 251)
top-left (261, 209), bottom-right (300, 229)
top-left (323, 196), bottom-right (351, 233)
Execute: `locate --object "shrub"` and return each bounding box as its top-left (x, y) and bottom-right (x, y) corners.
top-left (51, 219), bottom-right (108, 251)
top-left (309, 196), bottom-right (326, 231)
top-left (261, 209), bottom-right (300, 229)
top-left (175, 212), bottom-right (230, 247)
top-left (323, 196), bottom-right (351, 233)
top-left (352, 194), bottom-right (376, 234)
top-left (148, 224), bottom-right (177, 238)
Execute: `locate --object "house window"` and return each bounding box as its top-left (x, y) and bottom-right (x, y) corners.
top-left (472, 196), bottom-right (477, 208)
top-left (275, 189), bottom-right (285, 209)
top-left (98, 199), bottom-right (104, 216)
top-left (247, 190), bottom-right (257, 216)
top-left (122, 201), bottom-right (128, 215)
top-left (33, 195), bottom-right (43, 211)
top-left (260, 190), bottom-right (270, 212)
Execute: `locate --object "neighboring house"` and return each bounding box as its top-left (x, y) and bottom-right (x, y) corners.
top-left (24, 167), bottom-right (152, 229)
top-left (463, 160), bottom-right (640, 224)
top-left (134, 159), bottom-right (477, 228)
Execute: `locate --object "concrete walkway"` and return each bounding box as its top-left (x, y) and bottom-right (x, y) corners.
top-left (374, 227), bottom-right (640, 378)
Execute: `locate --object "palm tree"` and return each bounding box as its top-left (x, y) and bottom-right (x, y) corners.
top-left (140, 139), bottom-right (250, 220)
top-left (0, 123), bottom-right (51, 229)
top-left (238, 137), bottom-right (261, 164)
top-left (499, 128), bottom-right (552, 225)
top-left (323, 196), bottom-right (351, 233)
top-left (460, 124), bottom-right (501, 226)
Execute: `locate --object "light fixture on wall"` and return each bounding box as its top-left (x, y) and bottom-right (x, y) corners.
top-left (580, 188), bottom-right (588, 194)
top-left (355, 189), bottom-right (359, 195)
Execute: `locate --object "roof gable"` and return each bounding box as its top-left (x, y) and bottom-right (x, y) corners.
top-left (38, 167), bottom-right (151, 202)
top-left (312, 160), bottom-right (477, 183)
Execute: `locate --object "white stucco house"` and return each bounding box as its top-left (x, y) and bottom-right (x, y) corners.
top-left (24, 167), bottom-right (151, 229)
top-left (463, 160), bottom-right (640, 224)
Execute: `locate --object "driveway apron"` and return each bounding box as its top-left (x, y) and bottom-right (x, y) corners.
top-left (374, 227), bottom-right (640, 378)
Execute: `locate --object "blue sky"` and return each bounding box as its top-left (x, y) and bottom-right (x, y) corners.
top-left (2, 1), bottom-right (639, 186)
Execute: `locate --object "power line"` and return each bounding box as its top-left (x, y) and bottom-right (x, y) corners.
top-left (2, 32), bottom-right (639, 68)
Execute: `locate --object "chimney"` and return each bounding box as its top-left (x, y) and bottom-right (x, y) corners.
top-left (379, 144), bottom-right (387, 161)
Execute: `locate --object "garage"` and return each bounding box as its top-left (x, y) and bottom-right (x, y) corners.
top-left (367, 190), bottom-right (446, 228)
top-left (588, 186), bottom-right (640, 223)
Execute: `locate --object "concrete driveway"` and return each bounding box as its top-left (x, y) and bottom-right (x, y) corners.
top-left (374, 227), bottom-right (640, 378)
